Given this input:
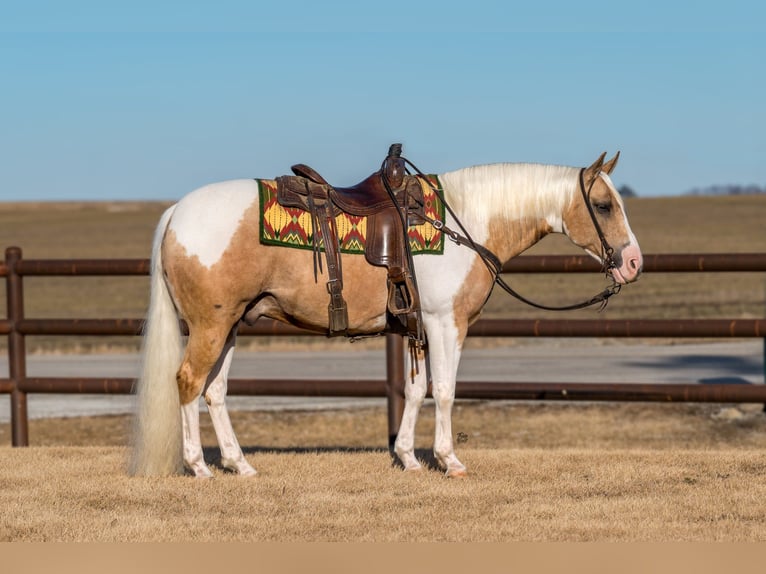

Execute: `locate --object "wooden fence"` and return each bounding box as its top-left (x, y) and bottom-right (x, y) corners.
top-left (2, 246), bottom-right (765, 446)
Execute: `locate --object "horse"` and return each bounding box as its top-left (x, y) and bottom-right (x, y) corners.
top-left (129, 151), bottom-right (643, 478)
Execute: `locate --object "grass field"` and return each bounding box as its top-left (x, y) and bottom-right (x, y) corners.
top-left (1, 194), bottom-right (765, 352)
top-left (2, 402), bottom-right (766, 541)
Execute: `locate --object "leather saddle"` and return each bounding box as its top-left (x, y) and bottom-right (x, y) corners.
top-left (275, 144), bottom-right (427, 343)
top-left (289, 163), bottom-right (424, 217)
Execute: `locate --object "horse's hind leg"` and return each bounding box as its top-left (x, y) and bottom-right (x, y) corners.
top-left (180, 394), bottom-right (210, 477)
top-left (177, 321), bottom-right (236, 477)
top-left (203, 326), bottom-right (257, 476)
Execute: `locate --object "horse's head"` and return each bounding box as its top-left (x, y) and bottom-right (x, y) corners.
top-left (562, 152), bottom-right (643, 284)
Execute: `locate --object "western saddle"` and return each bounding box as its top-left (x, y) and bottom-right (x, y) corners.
top-left (275, 144), bottom-right (428, 346)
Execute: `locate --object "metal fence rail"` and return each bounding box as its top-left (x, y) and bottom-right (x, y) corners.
top-left (3, 246), bottom-right (766, 446)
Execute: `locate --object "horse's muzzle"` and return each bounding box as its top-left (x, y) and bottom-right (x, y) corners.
top-left (610, 244), bottom-right (643, 284)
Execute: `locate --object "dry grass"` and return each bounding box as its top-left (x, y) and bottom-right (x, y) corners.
top-left (2, 402), bottom-right (766, 541)
top-left (6, 401), bottom-right (766, 451)
top-left (3, 446), bottom-right (766, 542)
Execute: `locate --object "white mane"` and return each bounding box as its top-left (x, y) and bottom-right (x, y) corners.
top-left (438, 163), bottom-right (579, 231)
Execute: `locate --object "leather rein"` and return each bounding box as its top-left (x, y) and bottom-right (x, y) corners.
top-left (404, 159), bottom-right (623, 312)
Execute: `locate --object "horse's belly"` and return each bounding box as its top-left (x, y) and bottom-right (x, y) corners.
top-left (252, 254), bottom-right (390, 335)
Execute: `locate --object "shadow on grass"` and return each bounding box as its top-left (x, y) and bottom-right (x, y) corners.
top-left (202, 445), bottom-right (443, 472)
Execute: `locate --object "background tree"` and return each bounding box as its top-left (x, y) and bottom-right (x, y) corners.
top-left (618, 185), bottom-right (638, 198)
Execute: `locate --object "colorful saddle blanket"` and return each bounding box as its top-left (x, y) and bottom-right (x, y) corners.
top-left (258, 175), bottom-right (445, 255)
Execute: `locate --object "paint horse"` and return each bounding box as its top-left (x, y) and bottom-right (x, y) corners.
top-left (130, 151), bottom-right (642, 478)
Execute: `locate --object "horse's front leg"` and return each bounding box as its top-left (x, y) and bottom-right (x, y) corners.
top-left (429, 318), bottom-right (467, 477)
top-left (393, 346), bottom-right (428, 472)
top-left (432, 371), bottom-right (467, 478)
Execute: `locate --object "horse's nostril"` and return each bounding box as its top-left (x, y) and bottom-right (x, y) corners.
top-left (627, 257), bottom-right (641, 273)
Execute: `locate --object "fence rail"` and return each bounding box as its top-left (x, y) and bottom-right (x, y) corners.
top-left (2, 246), bottom-right (765, 447)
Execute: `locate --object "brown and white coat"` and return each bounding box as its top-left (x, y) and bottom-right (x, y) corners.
top-left (130, 153), bottom-right (642, 478)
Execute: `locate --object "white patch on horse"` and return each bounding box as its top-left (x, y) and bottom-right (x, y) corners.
top-left (167, 179), bottom-right (259, 268)
top-left (600, 172), bottom-right (640, 247)
top-left (414, 175), bottom-right (490, 315)
top-left (414, 215), bottom-right (485, 313)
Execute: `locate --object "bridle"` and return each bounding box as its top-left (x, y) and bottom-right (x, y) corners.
top-left (577, 167), bottom-right (620, 278)
top-left (404, 158), bottom-right (623, 312)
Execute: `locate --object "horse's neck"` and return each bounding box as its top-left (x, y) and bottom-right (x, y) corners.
top-left (440, 163), bottom-right (576, 263)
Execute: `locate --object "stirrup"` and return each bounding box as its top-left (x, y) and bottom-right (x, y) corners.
top-left (387, 272), bottom-right (418, 316)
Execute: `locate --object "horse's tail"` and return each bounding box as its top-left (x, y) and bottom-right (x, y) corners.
top-left (129, 204), bottom-right (185, 476)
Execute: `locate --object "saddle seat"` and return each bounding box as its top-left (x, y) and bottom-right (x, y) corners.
top-left (288, 163), bottom-right (423, 217)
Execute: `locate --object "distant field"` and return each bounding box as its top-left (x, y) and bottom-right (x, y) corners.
top-left (0, 195), bottom-right (765, 352)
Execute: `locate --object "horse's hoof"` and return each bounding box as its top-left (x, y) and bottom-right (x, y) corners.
top-left (185, 461), bottom-right (215, 478)
top-left (445, 467), bottom-right (468, 478)
top-left (403, 464), bottom-right (424, 473)
top-left (222, 458), bottom-right (258, 477)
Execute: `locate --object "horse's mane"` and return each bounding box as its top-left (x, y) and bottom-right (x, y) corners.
top-left (439, 163), bottom-right (579, 228)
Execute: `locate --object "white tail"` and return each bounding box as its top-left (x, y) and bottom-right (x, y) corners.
top-left (129, 204), bottom-right (185, 476)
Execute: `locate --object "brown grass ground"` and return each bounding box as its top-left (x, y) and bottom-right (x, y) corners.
top-left (2, 401), bottom-right (766, 541)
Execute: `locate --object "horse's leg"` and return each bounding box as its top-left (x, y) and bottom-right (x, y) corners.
top-left (203, 326), bottom-right (257, 476)
top-left (393, 346), bottom-right (428, 472)
top-left (180, 395), bottom-right (209, 478)
top-left (427, 316), bottom-right (467, 477)
top-left (176, 321), bottom-right (234, 478)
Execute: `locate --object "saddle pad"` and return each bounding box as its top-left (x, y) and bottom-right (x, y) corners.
top-left (258, 175), bottom-right (445, 255)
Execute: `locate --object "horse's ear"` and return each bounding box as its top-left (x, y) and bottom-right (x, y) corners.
top-left (584, 152), bottom-right (607, 183)
top-left (602, 151), bottom-right (620, 175)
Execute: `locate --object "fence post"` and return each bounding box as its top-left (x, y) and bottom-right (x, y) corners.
top-left (6, 247), bottom-right (29, 446)
top-left (385, 333), bottom-right (405, 448)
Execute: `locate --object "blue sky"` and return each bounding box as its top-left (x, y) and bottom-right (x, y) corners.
top-left (1, 1), bottom-right (764, 200)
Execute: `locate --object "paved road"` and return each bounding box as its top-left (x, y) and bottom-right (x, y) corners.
top-left (1, 341), bottom-right (764, 422)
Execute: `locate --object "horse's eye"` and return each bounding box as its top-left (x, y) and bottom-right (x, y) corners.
top-left (593, 202), bottom-right (612, 215)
